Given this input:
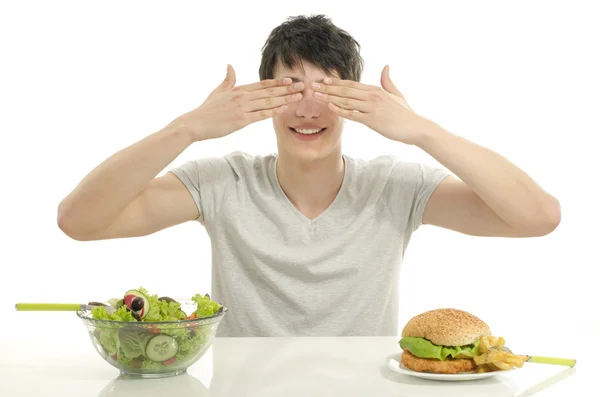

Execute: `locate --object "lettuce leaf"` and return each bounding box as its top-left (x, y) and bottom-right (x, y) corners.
top-left (91, 305), bottom-right (136, 322)
top-left (399, 336), bottom-right (481, 360)
top-left (118, 327), bottom-right (153, 359)
top-left (144, 299), bottom-right (186, 322)
top-left (98, 329), bottom-right (120, 356)
top-left (191, 294), bottom-right (221, 318)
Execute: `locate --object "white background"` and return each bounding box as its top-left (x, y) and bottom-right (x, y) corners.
top-left (1, 0), bottom-right (598, 361)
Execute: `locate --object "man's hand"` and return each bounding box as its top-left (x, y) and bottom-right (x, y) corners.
top-left (312, 65), bottom-right (428, 145)
top-left (177, 64), bottom-right (305, 141)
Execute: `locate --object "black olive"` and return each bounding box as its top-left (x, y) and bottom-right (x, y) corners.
top-left (132, 311), bottom-right (141, 321)
top-left (189, 329), bottom-right (196, 338)
top-left (158, 296), bottom-right (176, 303)
top-left (131, 297), bottom-right (144, 311)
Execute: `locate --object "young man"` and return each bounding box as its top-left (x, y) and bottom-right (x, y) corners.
top-left (57, 15), bottom-right (560, 337)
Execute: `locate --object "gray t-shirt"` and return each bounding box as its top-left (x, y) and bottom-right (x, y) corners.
top-left (169, 151), bottom-right (450, 337)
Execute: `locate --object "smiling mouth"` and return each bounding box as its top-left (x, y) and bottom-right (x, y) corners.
top-left (289, 127), bottom-right (326, 135)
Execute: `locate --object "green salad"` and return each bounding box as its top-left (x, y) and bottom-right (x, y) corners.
top-left (88, 287), bottom-right (223, 370)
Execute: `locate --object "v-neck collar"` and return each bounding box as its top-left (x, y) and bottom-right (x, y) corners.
top-left (271, 154), bottom-right (350, 225)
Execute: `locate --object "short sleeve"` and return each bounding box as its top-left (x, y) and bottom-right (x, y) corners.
top-left (383, 161), bottom-right (451, 233)
top-left (168, 156), bottom-right (237, 226)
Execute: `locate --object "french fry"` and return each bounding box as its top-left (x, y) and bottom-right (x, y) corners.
top-left (474, 336), bottom-right (529, 372)
top-left (493, 361), bottom-right (512, 370)
top-left (479, 337), bottom-right (490, 353)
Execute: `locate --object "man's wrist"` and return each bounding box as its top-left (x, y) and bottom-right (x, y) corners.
top-left (411, 118), bottom-right (448, 150)
top-left (166, 115), bottom-right (207, 145)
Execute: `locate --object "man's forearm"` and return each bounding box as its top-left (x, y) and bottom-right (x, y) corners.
top-left (57, 121), bottom-right (195, 235)
top-left (414, 120), bottom-right (561, 230)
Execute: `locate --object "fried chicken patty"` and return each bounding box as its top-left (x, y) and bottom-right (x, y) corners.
top-left (401, 350), bottom-right (477, 374)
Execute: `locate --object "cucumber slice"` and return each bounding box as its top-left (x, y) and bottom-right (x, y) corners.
top-left (107, 298), bottom-right (124, 309)
top-left (123, 289), bottom-right (150, 319)
top-left (145, 334), bottom-right (178, 362)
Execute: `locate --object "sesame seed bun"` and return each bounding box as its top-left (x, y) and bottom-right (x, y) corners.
top-left (401, 308), bottom-right (492, 346)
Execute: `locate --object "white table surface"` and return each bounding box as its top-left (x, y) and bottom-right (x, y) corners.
top-left (0, 314), bottom-right (590, 397)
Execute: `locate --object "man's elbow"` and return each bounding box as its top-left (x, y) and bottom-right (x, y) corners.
top-left (57, 202), bottom-right (93, 241)
top-left (527, 197), bottom-right (562, 237)
top-left (57, 212), bottom-right (86, 241)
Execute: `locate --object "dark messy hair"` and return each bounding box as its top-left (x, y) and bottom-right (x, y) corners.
top-left (259, 14), bottom-right (364, 82)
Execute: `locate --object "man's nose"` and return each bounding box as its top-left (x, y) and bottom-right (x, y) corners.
top-left (295, 84), bottom-right (321, 118)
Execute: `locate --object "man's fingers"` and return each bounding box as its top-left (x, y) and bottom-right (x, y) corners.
top-left (327, 102), bottom-right (366, 121)
top-left (247, 81), bottom-right (305, 101)
top-left (224, 64), bottom-right (236, 88)
top-left (313, 83), bottom-right (368, 100)
top-left (245, 105), bottom-right (288, 123)
top-left (381, 64), bottom-right (407, 101)
top-left (239, 77), bottom-right (293, 92)
top-left (212, 64), bottom-right (237, 93)
top-left (245, 92), bottom-right (302, 112)
top-left (321, 77), bottom-right (374, 91)
top-left (314, 93), bottom-right (369, 112)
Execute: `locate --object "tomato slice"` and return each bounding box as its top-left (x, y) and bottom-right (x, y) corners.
top-left (163, 356), bottom-right (177, 366)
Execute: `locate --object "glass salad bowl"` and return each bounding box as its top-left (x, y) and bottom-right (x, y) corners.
top-left (76, 290), bottom-right (227, 378)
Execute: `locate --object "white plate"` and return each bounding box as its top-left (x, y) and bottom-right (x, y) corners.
top-left (386, 352), bottom-right (511, 382)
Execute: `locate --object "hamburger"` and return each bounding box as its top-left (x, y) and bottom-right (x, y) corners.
top-left (398, 308), bottom-right (491, 374)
